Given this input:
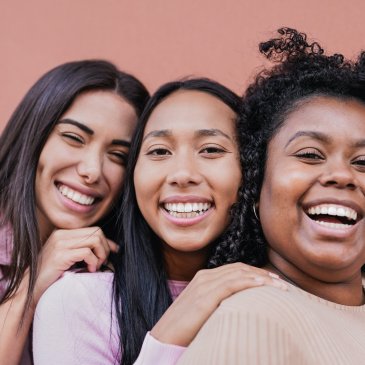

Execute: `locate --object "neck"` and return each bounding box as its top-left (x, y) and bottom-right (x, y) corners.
top-left (163, 245), bottom-right (209, 281)
top-left (266, 251), bottom-right (364, 306)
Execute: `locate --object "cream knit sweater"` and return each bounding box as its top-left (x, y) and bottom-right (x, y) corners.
top-left (177, 283), bottom-right (365, 365)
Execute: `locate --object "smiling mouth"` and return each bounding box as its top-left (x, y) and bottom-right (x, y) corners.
top-left (57, 184), bottom-right (97, 206)
top-left (163, 202), bottom-right (212, 218)
top-left (306, 204), bottom-right (360, 229)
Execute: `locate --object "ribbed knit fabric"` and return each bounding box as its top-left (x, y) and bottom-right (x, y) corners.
top-left (33, 271), bottom-right (188, 365)
top-left (177, 283), bottom-right (365, 365)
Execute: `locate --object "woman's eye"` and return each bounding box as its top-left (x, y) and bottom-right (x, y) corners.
top-left (110, 151), bottom-right (128, 165)
top-left (200, 146), bottom-right (226, 156)
top-left (295, 148), bottom-right (324, 161)
top-left (62, 133), bottom-right (84, 144)
top-left (147, 148), bottom-right (171, 156)
top-left (202, 147), bottom-right (223, 153)
top-left (353, 157), bottom-right (365, 167)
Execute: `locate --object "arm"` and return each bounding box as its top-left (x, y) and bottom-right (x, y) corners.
top-left (0, 227), bottom-right (118, 365)
top-left (0, 270), bottom-right (34, 365)
top-left (151, 263), bottom-right (287, 348)
top-left (133, 333), bottom-right (186, 365)
top-left (132, 263), bottom-right (287, 365)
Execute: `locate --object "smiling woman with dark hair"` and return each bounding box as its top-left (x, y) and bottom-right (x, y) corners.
top-left (0, 60), bottom-right (149, 365)
top-left (177, 28), bottom-right (365, 365)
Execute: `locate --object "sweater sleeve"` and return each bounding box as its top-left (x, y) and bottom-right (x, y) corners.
top-left (134, 332), bottom-right (186, 365)
top-left (33, 271), bottom-right (120, 365)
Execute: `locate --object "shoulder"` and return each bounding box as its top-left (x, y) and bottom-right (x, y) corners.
top-left (33, 271), bottom-right (120, 364)
top-left (216, 284), bottom-right (307, 325)
top-left (35, 270), bottom-right (114, 317)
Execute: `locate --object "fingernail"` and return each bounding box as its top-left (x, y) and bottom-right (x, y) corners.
top-left (269, 272), bottom-right (280, 279)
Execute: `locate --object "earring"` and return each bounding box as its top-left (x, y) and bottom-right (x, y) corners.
top-left (253, 202), bottom-right (259, 221)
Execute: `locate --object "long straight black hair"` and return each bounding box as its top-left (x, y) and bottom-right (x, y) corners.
top-left (112, 78), bottom-right (241, 364)
top-left (0, 60), bottom-right (149, 309)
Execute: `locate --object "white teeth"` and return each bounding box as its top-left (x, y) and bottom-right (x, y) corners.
top-left (315, 221), bottom-right (352, 229)
top-left (58, 185), bottom-right (95, 206)
top-left (184, 203), bottom-right (192, 213)
top-left (307, 204), bottom-right (357, 221)
top-left (164, 202), bottom-right (212, 217)
top-left (177, 203), bottom-right (184, 213)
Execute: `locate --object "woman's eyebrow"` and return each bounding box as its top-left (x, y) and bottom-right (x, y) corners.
top-left (142, 128), bottom-right (232, 142)
top-left (195, 129), bottom-right (232, 141)
top-left (111, 139), bottom-right (131, 147)
top-left (285, 130), bottom-right (331, 148)
top-left (142, 129), bottom-right (172, 142)
top-left (57, 118), bottom-right (94, 135)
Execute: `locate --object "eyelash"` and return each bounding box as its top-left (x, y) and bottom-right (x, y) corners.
top-left (294, 148), bottom-right (324, 161)
top-left (110, 151), bottom-right (128, 165)
top-left (146, 148), bottom-right (171, 156)
top-left (352, 157), bottom-right (365, 166)
top-left (62, 133), bottom-right (84, 144)
top-left (200, 146), bottom-right (226, 154)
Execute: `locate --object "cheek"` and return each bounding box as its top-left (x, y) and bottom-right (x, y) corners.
top-left (220, 165), bottom-right (242, 204)
top-left (134, 160), bottom-right (159, 199)
top-left (106, 165), bottom-right (126, 197)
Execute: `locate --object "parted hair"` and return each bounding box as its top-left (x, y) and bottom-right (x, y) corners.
top-left (209, 27), bottom-right (365, 268)
top-left (0, 60), bottom-right (149, 308)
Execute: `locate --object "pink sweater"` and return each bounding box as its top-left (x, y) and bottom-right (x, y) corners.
top-left (33, 271), bottom-right (188, 365)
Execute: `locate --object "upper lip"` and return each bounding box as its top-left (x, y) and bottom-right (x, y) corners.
top-left (56, 181), bottom-right (103, 199)
top-left (303, 198), bottom-right (363, 220)
top-left (161, 195), bottom-right (213, 204)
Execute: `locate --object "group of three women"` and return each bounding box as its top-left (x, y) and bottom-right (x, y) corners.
top-left (2, 27), bottom-right (365, 365)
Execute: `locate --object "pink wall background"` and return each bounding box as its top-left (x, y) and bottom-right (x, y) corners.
top-left (1, 0), bottom-right (365, 131)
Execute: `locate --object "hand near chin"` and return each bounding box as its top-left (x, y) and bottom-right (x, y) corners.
top-left (150, 262), bottom-right (287, 347)
top-left (33, 227), bottom-right (118, 303)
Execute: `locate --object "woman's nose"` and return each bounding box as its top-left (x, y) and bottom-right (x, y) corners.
top-left (77, 153), bottom-right (103, 184)
top-left (319, 160), bottom-right (357, 190)
top-left (166, 154), bottom-right (203, 187)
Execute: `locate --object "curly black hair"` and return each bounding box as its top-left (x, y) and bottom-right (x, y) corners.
top-left (208, 27), bottom-right (365, 268)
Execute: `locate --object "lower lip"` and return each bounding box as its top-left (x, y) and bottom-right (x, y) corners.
top-left (304, 213), bottom-right (358, 239)
top-left (55, 184), bottom-right (98, 214)
top-left (161, 207), bottom-right (214, 227)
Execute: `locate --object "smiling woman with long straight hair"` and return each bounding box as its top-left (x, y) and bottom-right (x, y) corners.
top-left (0, 60), bottom-right (149, 365)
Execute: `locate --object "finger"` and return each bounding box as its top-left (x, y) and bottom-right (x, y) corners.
top-left (216, 262), bottom-right (279, 278)
top-left (106, 239), bottom-right (119, 253)
top-left (208, 272), bottom-right (287, 302)
top-left (189, 270), bottom-right (287, 308)
top-left (193, 264), bottom-right (276, 288)
top-left (69, 247), bottom-right (100, 273)
top-left (62, 228), bottom-right (111, 264)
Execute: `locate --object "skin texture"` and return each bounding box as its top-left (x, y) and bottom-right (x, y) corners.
top-left (0, 90), bottom-right (138, 365)
top-left (134, 90), bottom-right (287, 347)
top-left (260, 96), bottom-right (365, 306)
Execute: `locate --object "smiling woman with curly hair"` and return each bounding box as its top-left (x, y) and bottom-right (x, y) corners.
top-left (178, 27), bottom-right (365, 365)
